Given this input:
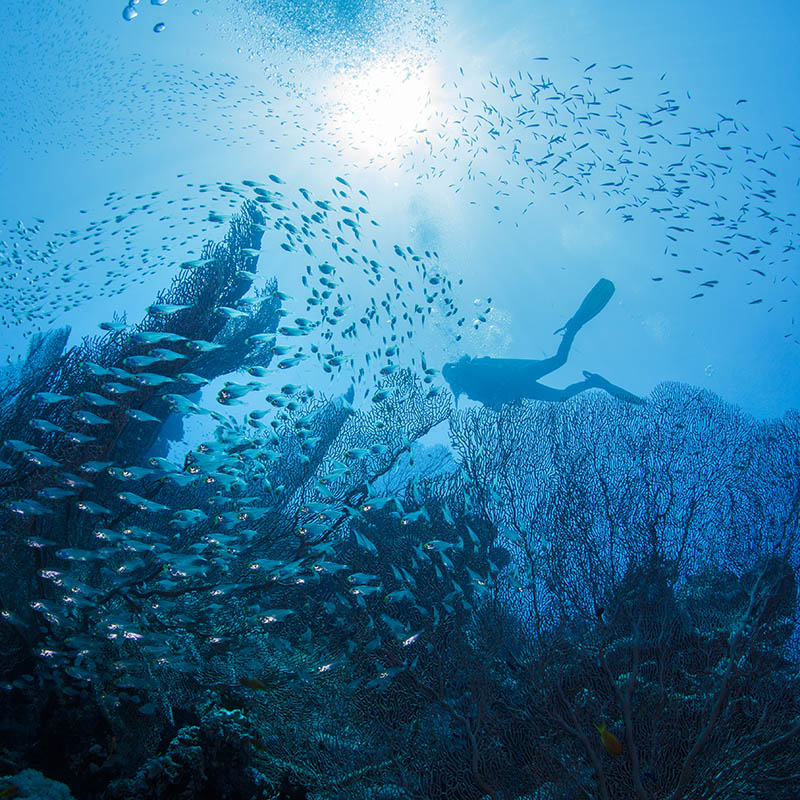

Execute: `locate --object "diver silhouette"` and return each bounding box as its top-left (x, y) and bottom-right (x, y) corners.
top-left (442, 278), bottom-right (644, 409)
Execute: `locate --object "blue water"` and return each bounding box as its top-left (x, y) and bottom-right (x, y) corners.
top-left (0, 2), bottom-right (799, 798)
top-left (2, 1), bottom-right (799, 416)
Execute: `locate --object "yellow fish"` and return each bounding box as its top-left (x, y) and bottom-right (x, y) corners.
top-left (595, 721), bottom-right (623, 756)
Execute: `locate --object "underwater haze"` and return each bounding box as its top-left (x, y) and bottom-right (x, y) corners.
top-left (0, 1), bottom-right (799, 798)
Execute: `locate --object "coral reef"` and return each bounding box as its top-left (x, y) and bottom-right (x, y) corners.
top-left (105, 709), bottom-right (270, 800)
top-left (0, 769), bottom-right (75, 800)
top-left (0, 206), bottom-right (798, 799)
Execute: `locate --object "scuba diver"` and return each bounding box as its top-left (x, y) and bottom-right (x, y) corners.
top-left (442, 278), bottom-right (644, 409)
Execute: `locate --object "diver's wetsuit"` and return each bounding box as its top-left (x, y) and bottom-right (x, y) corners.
top-left (442, 278), bottom-right (644, 407)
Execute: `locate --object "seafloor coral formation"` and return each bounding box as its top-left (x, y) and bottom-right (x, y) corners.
top-left (1, 205), bottom-right (798, 800)
top-left (0, 768), bottom-right (76, 800)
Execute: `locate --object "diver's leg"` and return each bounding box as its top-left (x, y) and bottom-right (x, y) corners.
top-left (554, 278), bottom-right (616, 336)
top-left (538, 279), bottom-right (616, 380)
top-left (532, 373), bottom-right (644, 404)
top-left (525, 376), bottom-right (593, 402)
top-left (531, 327), bottom-right (577, 379)
top-left (582, 371), bottom-right (645, 404)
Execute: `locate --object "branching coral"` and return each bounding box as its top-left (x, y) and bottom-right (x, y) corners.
top-left (1, 209), bottom-right (798, 800)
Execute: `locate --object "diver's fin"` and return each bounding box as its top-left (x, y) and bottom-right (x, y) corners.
top-left (555, 278), bottom-right (615, 335)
